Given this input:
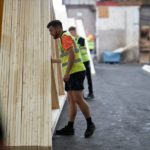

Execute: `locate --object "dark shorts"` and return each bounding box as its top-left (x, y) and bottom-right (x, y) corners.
top-left (65, 71), bottom-right (86, 91)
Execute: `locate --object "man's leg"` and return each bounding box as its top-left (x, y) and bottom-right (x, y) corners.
top-left (72, 90), bottom-right (95, 138)
top-left (55, 91), bottom-right (76, 135)
top-left (72, 90), bottom-right (90, 118)
top-left (67, 91), bottom-right (77, 122)
top-left (84, 61), bottom-right (94, 98)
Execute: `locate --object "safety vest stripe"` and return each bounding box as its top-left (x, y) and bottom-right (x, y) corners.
top-left (81, 52), bottom-right (88, 55)
top-left (62, 58), bottom-right (82, 67)
top-left (60, 49), bottom-right (80, 57)
top-left (60, 52), bottom-right (68, 57)
top-left (80, 46), bottom-right (86, 49)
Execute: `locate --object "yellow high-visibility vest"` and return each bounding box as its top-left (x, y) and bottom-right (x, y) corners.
top-left (75, 36), bottom-right (89, 63)
top-left (58, 32), bottom-right (85, 75)
top-left (87, 34), bottom-right (95, 50)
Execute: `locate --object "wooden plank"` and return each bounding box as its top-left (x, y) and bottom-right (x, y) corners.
top-left (15, 0), bottom-right (25, 146)
top-left (21, 0), bottom-right (30, 146)
top-left (33, 0), bottom-right (37, 145)
top-left (2, 0), bottom-right (13, 145)
top-left (9, 0), bottom-right (17, 143)
top-left (49, 0), bottom-right (53, 146)
top-left (51, 64), bottom-right (60, 109)
top-left (39, 0), bottom-right (44, 146)
top-left (7, 146), bottom-right (51, 150)
top-left (55, 42), bottom-right (64, 96)
top-left (0, 0), bottom-right (58, 148)
top-left (33, 0), bottom-right (41, 146)
top-left (36, 0), bottom-right (41, 147)
top-left (52, 95), bottom-right (66, 134)
top-left (43, 33), bottom-right (50, 146)
top-left (21, 0), bottom-right (28, 146)
top-left (0, 0), bottom-right (6, 142)
top-left (24, 0), bottom-right (32, 146)
top-left (10, 0), bottom-right (17, 145)
top-left (8, 0), bottom-right (18, 146)
top-left (0, 0), bottom-right (4, 43)
top-left (43, 0), bottom-right (51, 146)
top-left (28, 0), bottom-right (34, 146)
top-left (0, 0), bottom-right (7, 140)
top-left (140, 52), bottom-right (150, 63)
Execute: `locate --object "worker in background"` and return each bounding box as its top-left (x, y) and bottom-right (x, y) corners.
top-left (69, 26), bottom-right (95, 99)
top-left (47, 20), bottom-right (95, 138)
top-left (87, 33), bottom-right (95, 53)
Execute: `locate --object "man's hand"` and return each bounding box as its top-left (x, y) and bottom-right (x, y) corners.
top-left (63, 73), bottom-right (70, 82)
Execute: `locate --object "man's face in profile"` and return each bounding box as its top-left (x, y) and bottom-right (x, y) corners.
top-left (49, 26), bottom-right (60, 39)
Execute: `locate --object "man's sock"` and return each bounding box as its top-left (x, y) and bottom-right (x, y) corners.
top-left (67, 121), bottom-right (74, 128)
top-left (86, 117), bottom-right (93, 127)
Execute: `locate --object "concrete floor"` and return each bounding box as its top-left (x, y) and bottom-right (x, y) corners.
top-left (53, 64), bottom-right (150, 150)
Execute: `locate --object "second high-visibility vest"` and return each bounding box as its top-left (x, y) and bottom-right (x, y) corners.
top-left (75, 36), bottom-right (89, 63)
top-left (58, 32), bottom-right (85, 76)
top-left (88, 40), bottom-right (94, 50)
top-left (87, 34), bottom-right (95, 50)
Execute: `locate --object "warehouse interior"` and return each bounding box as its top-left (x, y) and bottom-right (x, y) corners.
top-left (0, 0), bottom-right (150, 150)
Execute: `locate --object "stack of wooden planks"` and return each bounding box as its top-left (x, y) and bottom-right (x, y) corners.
top-left (0, 0), bottom-right (65, 149)
top-left (0, 0), bottom-right (4, 43)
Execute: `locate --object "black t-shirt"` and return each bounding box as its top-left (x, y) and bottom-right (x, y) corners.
top-left (77, 37), bottom-right (85, 47)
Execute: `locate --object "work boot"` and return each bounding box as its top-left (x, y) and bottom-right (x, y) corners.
top-left (86, 93), bottom-right (95, 100)
top-left (55, 125), bottom-right (74, 136)
top-left (84, 123), bottom-right (96, 138)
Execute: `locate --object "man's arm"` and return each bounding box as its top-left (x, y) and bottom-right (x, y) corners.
top-left (60, 35), bottom-right (75, 81)
top-left (63, 47), bottom-right (75, 82)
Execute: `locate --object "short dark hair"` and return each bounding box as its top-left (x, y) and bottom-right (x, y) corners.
top-left (47, 20), bottom-right (62, 28)
top-left (68, 26), bottom-right (76, 31)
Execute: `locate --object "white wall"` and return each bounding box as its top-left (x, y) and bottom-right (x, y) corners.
top-left (126, 7), bottom-right (140, 45)
top-left (125, 7), bottom-right (140, 62)
top-left (96, 6), bottom-right (140, 63)
top-left (97, 7), bottom-right (126, 30)
top-left (52, 0), bottom-right (69, 30)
